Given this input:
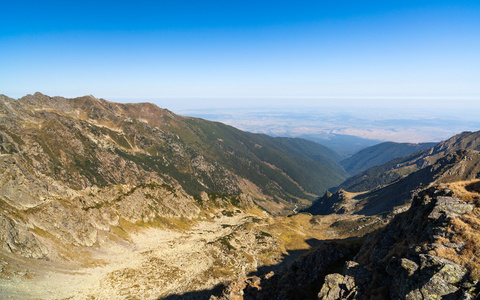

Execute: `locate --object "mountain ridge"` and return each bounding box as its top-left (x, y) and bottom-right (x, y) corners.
top-left (340, 141), bottom-right (437, 176)
top-left (337, 130), bottom-right (480, 193)
top-left (0, 92), bottom-right (350, 262)
top-left (1, 92), bottom-right (348, 204)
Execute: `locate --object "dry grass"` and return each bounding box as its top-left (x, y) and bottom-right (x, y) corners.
top-left (431, 180), bottom-right (480, 280)
top-left (446, 179), bottom-right (480, 202)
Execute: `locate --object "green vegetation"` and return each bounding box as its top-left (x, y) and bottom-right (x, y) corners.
top-left (340, 141), bottom-right (436, 175)
top-left (339, 149), bottom-right (431, 192)
top-left (1, 93), bottom-right (351, 213)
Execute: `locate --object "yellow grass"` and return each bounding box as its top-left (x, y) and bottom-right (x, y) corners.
top-left (432, 179), bottom-right (480, 280)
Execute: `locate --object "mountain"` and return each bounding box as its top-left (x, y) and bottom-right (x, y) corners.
top-left (214, 173), bottom-right (480, 299)
top-left (0, 92), bottom-right (350, 258)
top-left (3, 93), bottom-right (479, 299)
top-left (308, 149), bottom-right (480, 216)
top-left (315, 183), bottom-right (480, 299)
top-left (271, 137), bottom-right (344, 165)
top-left (340, 141), bottom-right (437, 176)
top-left (0, 93), bottom-right (347, 209)
top-left (213, 183), bottom-right (480, 299)
top-left (338, 130), bottom-right (480, 193)
top-left (299, 133), bottom-right (381, 158)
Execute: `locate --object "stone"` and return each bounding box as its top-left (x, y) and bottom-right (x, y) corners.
top-left (318, 273), bottom-right (357, 300)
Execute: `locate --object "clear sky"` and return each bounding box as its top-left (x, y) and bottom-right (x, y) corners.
top-left (1, 1), bottom-right (479, 108)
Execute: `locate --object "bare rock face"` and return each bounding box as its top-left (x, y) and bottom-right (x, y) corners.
top-left (0, 213), bottom-right (48, 258)
top-left (386, 254), bottom-right (467, 299)
top-left (214, 241), bottom-right (354, 300)
top-left (210, 275), bottom-right (263, 300)
top-left (317, 273), bottom-right (357, 300)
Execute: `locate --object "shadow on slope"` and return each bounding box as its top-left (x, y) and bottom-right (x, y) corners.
top-left (162, 238), bottom-right (362, 300)
top-left (161, 239), bottom-right (322, 300)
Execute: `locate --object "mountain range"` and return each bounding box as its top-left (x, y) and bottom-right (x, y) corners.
top-left (1, 93), bottom-right (480, 299)
top-left (339, 141), bottom-right (437, 175)
top-left (0, 92), bottom-right (348, 216)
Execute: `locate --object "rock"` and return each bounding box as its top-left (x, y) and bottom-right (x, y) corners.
top-left (317, 273), bottom-right (357, 300)
top-left (317, 186), bottom-right (479, 300)
top-left (428, 196), bottom-right (473, 219)
top-left (0, 213), bottom-right (48, 258)
top-left (210, 276), bottom-right (262, 300)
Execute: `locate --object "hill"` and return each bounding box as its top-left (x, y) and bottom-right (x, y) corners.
top-left (308, 149), bottom-right (480, 216)
top-left (340, 141), bottom-right (437, 175)
top-left (338, 130), bottom-right (480, 193)
top-left (299, 133), bottom-right (381, 158)
top-left (0, 92), bottom-right (351, 258)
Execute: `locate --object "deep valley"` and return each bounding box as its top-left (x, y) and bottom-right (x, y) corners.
top-left (1, 93), bottom-right (479, 299)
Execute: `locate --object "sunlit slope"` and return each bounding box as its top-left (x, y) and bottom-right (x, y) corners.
top-left (0, 92), bottom-right (348, 212)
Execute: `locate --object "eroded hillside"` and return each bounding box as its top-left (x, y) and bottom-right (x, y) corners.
top-left (0, 93), bottom-right (353, 299)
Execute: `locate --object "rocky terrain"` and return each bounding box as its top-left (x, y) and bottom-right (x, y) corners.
top-left (213, 133), bottom-right (480, 300)
top-left (1, 92), bottom-right (480, 299)
top-left (0, 92), bottom-right (350, 260)
top-left (317, 182), bottom-right (480, 299)
top-left (0, 93), bottom-right (353, 299)
top-left (214, 182), bottom-right (480, 300)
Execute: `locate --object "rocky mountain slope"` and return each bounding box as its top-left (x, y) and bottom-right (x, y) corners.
top-left (308, 149), bottom-right (480, 216)
top-left (2, 92), bottom-right (479, 300)
top-left (338, 130), bottom-right (480, 193)
top-left (0, 92), bottom-right (349, 251)
top-left (317, 182), bottom-right (480, 299)
top-left (340, 141), bottom-right (437, 176)
top-left (0, 93), bottom-right (347, 209)
top-left (0, 92), bottom-right (353, 299)
top-left (214, 181), bottom-right (480, 300)
top-left (213, 131), bottom-right (480, 300)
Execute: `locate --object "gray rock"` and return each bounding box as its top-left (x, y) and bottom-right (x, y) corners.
top-left (428, 196), bottom-right (473, 220)
top-left (318, 273), bottom-right (358, 300)
top-left (0, 213), bottom-right (48, 258)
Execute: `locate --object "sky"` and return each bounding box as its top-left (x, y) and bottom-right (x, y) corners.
top-left (1, 0), bottom-right (479, 111)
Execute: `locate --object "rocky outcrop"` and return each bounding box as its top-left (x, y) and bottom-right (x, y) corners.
top-left (210, 274), bottom-right (266, 300)
top-left (317, 186), bottom-right (480, 300)
top-left (317, 261), bottom-right (371, 300)
top-left (0, 213), bottom-right (48, 258)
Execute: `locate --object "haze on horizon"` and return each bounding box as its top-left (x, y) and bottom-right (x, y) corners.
top-left (1, 1), bottom-right (479, 143)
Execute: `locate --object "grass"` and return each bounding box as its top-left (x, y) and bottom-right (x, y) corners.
top-left (430, 179), bottom-right (480, 280)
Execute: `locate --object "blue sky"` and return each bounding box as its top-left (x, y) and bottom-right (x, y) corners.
top-left (1, 1), bottom-right (479, 109)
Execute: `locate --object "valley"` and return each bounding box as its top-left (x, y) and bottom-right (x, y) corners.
top-left (0, 93), bottom-right (479, 299)
top-left (0, 203), bottom-right (381, 299)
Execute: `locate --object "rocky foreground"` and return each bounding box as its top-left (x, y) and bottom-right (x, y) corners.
top-left (214, 183), bottom-right (480, 299)
top-left (1, 93), bottom-right (480, 299)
